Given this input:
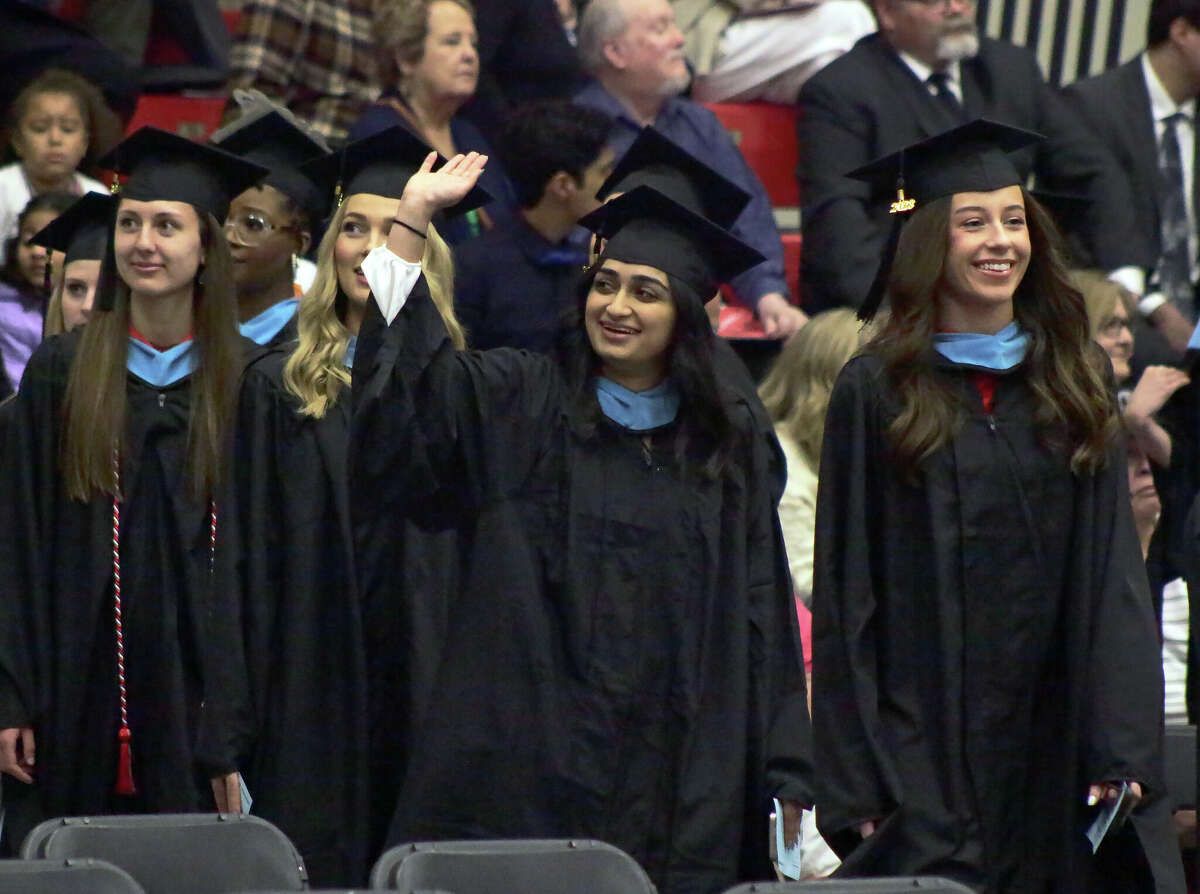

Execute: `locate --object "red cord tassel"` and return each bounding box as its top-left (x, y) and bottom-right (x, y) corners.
top-left (115, 726), bottom-right (137, 795)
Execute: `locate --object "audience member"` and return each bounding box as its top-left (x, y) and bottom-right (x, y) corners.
top-left (0, 69), bottom-right (110, 262)
top-left (812, 121), bottom-right (1162, 887)
top-left (226, 0), bottom-right (380, 142)
top-left (575, 0), bottom-right (806, 338)
top-left (31, 191), bottom-right (113, 337)
top-left (676, 0), bottom-right (876, 104)
top-left (355, 0), bottom-right (515, 244)
top-left (1065, 0), bottom-right (1200, 357)
top-left (455, 100), bottom-right (612, 352)
top-left (797, 0), bottom-right (1149, 314)
top-left (351, 152), bottom-right (811, 892)
top-left (757, 305), bottom-right (860, 881)
top-left (1075, 269), bottom-right (1189, 470)
top-left (210, 97), bottom-right (330, 351)
top-left (457, 0), bottom-right (587, 140)
top-left (0, 193), bottom-right (73, 388)
top-left (0, 127), bottom-right (266, 850)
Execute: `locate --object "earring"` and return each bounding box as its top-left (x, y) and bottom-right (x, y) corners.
top-left (292, 253), bottom-right (298, 280)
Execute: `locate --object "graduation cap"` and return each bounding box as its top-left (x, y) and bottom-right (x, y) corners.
top-left (300, 124), bottom-right (491, 219)
top-left (96, 126), bottom-right (269, 223)
top-left (210, 102), bottom-right (331, 226)
top-left (847, 119), bottom-right (1044, 320)
top-left (596, 126), bottom-right (750, 228)
top-left (579, 184), bottom-right (764, 301)
top-left (30, 191), bottom-right (115, 266)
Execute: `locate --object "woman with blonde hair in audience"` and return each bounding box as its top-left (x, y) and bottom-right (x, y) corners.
top-left (33, 192), bottom-right (113, 338)
top-left (351, 0), bottom-right (513, 243)
top-left (234, 124), bottom-right (473, 885)
top-left (1072, 268), bottom-right (1188, 469)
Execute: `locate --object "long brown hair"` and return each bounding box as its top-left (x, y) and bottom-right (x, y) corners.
top-left (868, 188), bottom-right (1117, 475)
top-left (60, 208), bottom-right (242, 501)
top-left (284, 199), bottom-right (464, 418)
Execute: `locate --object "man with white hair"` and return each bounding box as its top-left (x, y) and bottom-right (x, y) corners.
top-left (574, 0), bottom-right (808, 339)
top-left (796, 0), bottom-right (1153, 314)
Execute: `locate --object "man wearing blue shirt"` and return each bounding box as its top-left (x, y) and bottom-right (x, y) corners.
top-left (573, 0), bottom-right (807, 340)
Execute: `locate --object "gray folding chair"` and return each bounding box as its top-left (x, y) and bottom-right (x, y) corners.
top-left (19, 813), bottom-right (308, 894)
top-left (0, 858), bottom-right (145, 894)
top-left (722, 879), bottom-right (976, 892)
top-left (370, 839), bottom-right (656, 893)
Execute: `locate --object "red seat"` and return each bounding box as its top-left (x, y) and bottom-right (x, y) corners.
top-left (782, 231), bottom-right (802, 306)
top-left (704, 102), bottom-right (800, 209)
top-left (125, 93), bottom-right (227, 140)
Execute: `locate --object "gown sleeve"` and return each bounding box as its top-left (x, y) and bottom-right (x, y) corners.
top-left (1083, 442), bottom-right (1166, 794)
top-left (351, 246), bottom-right (565, 520)
top-left (810, 357), bottom-right (902, 852)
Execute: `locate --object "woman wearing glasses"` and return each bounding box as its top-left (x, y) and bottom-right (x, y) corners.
top-left (211, 106), bottom-right (331, 352)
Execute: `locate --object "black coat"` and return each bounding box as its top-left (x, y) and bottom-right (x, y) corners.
top-left (812, 352), bottom-right (1165, 892)
top-left (233, 348), bottom-right (369, 886)
top-left (796, 34), bottom-right (1151, 312)
top-left (0, 331), bottom-right (252, 850)
top-left (350, 276), bottom-right (811, 894)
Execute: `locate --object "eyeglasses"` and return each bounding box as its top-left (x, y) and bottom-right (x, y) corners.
top-left (900, 0), bottom-right (975, 11)
top-left (223, 210), bottom-right (296, 247)
top-left (1099, 316), bottom-right (1132, 338)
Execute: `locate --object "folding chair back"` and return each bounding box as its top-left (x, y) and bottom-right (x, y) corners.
top-left (0, 858), bottom-right (145, 894)
top-left (722, 879), bottom-right (976, 892)
top-left (371, 839), bottom-right (655, 894)
top-left (20, 813), bottom-right (307, 894)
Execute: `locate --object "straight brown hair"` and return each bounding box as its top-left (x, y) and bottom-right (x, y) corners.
top-left (868, 188), bottom-right (1117, 476)
top-left (60, 209), bottom-right (242, 501)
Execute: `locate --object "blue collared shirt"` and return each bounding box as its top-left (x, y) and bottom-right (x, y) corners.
top-left (574, 80), bottom-right (787, 309)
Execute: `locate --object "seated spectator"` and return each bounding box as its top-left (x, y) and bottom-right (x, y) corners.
top-left (226, 0), bottom-right (380, 142)
top-left (0, 192), bottom-right (73, 388)
top-left (1075, 268), bottom-right (1189, 470)
top-left (0, 69), bottom-right (109, 262)
top-left (797, 0), bottom-right (1150, 314)
top-left (455, 101), bottom-right (612, 352)
top-left (575, 0), bottom-right (807, 339)
top-left (353, 0), bottom-right (515, 245)
top-left (677, 0), bottom-right (876, 104)
top-left (32, 191), bottom-right (113, 337)
top-left (458, 0), bottom-right (586, 140)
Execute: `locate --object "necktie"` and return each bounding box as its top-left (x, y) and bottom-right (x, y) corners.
top-left (927, 71), bottom-right (965, 121)
top-left (1158, 112), bottom-right (1193, 316)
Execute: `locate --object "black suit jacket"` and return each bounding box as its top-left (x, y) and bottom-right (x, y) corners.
top-left (1064, 56), bottom-right (1200, 279)
top-left (797, 33), bottom-right (1152, 312)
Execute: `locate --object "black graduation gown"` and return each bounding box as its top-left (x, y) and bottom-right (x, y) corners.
top-left (234, 347), bottom-right (370, 886)
top-left (812, 352), bottom-right (1165, 893)
top-left (350, 275), bottom-right (812, 894)
top-left (0, 331), bottom-right (253, 850)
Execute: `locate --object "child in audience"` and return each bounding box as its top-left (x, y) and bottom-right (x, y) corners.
top-left (0, 69), bottom-right (108, 261)
top-left (0, 192), bottom-right (74, 387)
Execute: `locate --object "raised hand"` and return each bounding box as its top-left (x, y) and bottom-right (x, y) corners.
top-left (395, 151), bottom-right (488, 229)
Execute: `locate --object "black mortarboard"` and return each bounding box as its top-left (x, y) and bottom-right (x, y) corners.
top-left (846, 118), bottom-right (1044, 320)
top-left (579, 185), bottom-right (764, 301)
top-left (596, 126), bottom-right (750, 228)
top-left (96, 126), bottom-right (269, 223)
top-left (210, 107), bottom-right (331, 225)
top-left (30, 191), bottom-right (114, 266)
top-left (300, 124), bottom-right (491, 219)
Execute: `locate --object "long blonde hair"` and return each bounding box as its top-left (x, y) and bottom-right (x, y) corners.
top-left (1070, 268), bottom-right (1136, 340)
top-left (60, 210), bottom-right (242, 501)
top-left (284, 200), bottom-right (465, 418)
top-left (758, 308), bottom-right (862, 468)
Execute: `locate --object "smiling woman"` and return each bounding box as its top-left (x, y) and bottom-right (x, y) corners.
top-left (811, 120), bottom-right (1165, 890)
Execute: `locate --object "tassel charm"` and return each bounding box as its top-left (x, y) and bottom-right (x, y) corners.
top-left (115, 726), bottom-right (136, 795)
